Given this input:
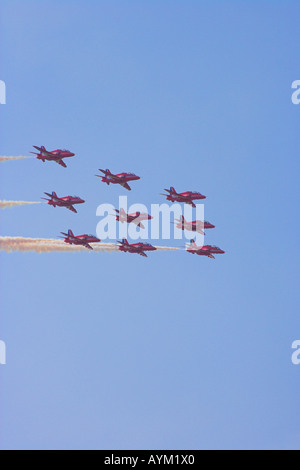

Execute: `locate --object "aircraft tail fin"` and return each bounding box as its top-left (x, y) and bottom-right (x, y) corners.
top-left (170, 186), bottom-right (176, 193)
top-left (68, 229), bottom-right (74, 237)
top-left (122, 238), bottom-right (128, 245)
top-left (52, 191), bottom-right (57, 198)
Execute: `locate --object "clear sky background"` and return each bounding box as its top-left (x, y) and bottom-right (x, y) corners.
top-left (0, 0), bottom-right (299, 450)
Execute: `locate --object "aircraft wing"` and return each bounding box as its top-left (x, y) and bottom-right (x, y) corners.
top-left (67, 205), bottom-right (77, 213)
top-left (57, 159), bottom-right (67, 168)
top-left (99, 169), bottom-right (115, 179)
top-left (44, 150), bottom-right (56, 157)
top-left (83, 242), bottom-right (93, 250)
top-left (131, 216), bottom-right (145, 229)
top-left (121, 182), bottom-right (131, 191)
top-left (139, 251), bottom-right (148, 257)
top-left (33, 147), bottom-right (54, 158)
top-left (33, 146), bottom-right (52, 156)
top-left (132, 219), bottom-right (145, 229)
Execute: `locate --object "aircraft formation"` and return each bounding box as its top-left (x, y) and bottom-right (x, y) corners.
top-left (1, 145), bottom-right (225, 259)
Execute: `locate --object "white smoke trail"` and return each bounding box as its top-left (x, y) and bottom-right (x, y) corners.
top-left (0, 237), bottom-right (62, 245)
top-left (0, 237), bottom-right (182, 254)
top-left (0, 156), bottom-right (34, 162)
top-left (154, 246), bottom-right (181, 251)
top-left (0, 237), bottom-right (116, 253)
top-left (0, 201), bottom-right (41, 209)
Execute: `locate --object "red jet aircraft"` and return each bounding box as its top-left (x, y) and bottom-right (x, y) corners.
top-left (186, 239), bottom-right (225, 259)
top-left (59, 230), bottom-right (100, 250)
top-left (117, 238), bottom-right (157, 257)
top-left (114, 208), bottom-right (152, 229)
top-left (174, 215), bottom-right (215, 235)
top-left (30, 145), bottom-right (75, 168)
top-left (42, 192), bottom-right (85, 213)
top-left (161, 187), bottom-right (206, 207)
top-left (95, 169), bottom-right (140, 191)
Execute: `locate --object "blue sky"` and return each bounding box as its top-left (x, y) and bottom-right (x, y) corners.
top-left (0, 0), bottom-right (299, 450)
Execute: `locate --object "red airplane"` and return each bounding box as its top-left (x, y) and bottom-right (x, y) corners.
top-left (174, 215), bottom-right (215, 235)
top-left (114, 208), bottom-right (153, 229)
top-left (186, 239), bottom-right (225, 259)
top-left (117, 238), bottom-right (157, 257)
top-left (59, 229), bottom-right (100, 250)
top-left (42, 192), bottom-right (85, 213)
top-left (95, 169), bottom-right (140, 191)
top-left (30, 145), bottom-right (75, 168)
top-left (161, 187), bottom-right (206, 207)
